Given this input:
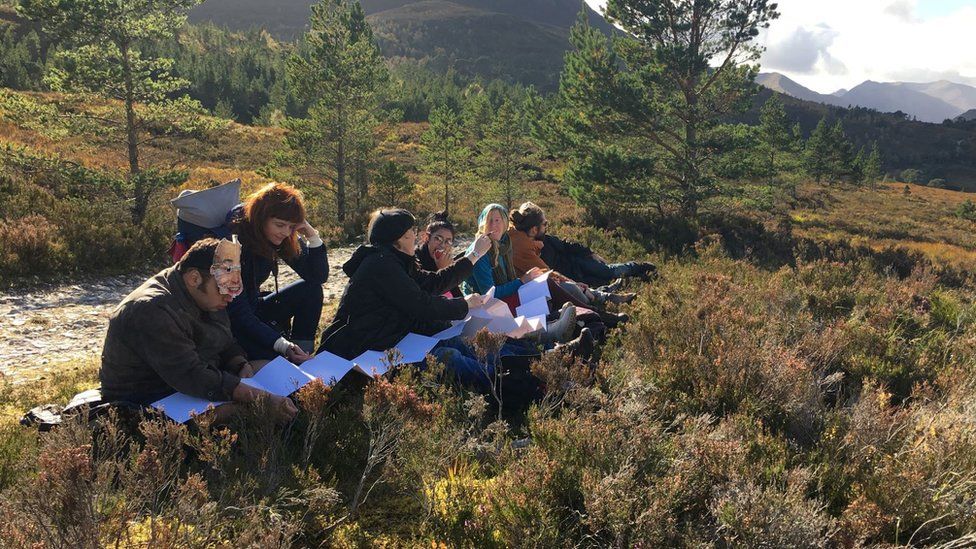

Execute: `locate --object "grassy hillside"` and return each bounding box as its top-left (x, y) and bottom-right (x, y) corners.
top-left (743, 89), bottom-right (976, 189)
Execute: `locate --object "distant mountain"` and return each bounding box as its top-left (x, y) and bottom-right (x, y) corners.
top-left (841, 80), bottom-right (962, 123)
top-left (897, 80), bottom-right (976, 113)
top-left (189, 0), bottom-right (613, 89)
top-left (958, 109), bottom-right (976, 122)
top-left (757, 72), bottom-right (976, 123)
top-left (755, 73), bottom-right (846, 106)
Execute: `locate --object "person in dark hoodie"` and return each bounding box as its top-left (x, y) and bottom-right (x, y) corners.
top-left (319, 208), bottom-right (589, 392)
top-left (226, 183), bottom-right (329, 364)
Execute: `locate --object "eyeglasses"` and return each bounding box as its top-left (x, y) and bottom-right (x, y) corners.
top-left (431, 234), bottom-right (454, 247)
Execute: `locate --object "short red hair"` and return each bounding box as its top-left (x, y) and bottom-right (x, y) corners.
top-left (236, 183), bottom-right (306, 260)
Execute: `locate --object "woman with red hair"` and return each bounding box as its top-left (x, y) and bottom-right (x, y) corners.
top-left (226, 183), bottom-right (329, 363)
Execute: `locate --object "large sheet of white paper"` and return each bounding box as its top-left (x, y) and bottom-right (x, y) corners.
top-left (302, 351), bottom-right (356, 384)
top-left (353, 350), bottom-right (393, 376)
top-left (461, 315), bottom-right (494, 338)
top-left (433, 319), bottom-right (467, 340)
top-left (395, 333), bottom-right (440, 363)
top-left (153, 392), bottom-right (227, 424)
top-left (517, 271), bottom-right (551, 305)
top-left (516, 297), bottom-right (549, 322)
top-left (241, 356), bottom-right (314, 397)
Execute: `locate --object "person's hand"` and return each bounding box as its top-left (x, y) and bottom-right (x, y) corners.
top-left (237, 361), bottom-right (255, 378)
top-left (285, 345), bottom-right (311, 364)
top-left (272, 396), bottom-right (299, 425)
top-left (464, 294), bottom-right (485, 309)
top-left (473, 234), bottom-right (492, 257)
top-left (520, 267), bottom-right (544, 283)
top-left (295, 219), bottom-right (320, 241)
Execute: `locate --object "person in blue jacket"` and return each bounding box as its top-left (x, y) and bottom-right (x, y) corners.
top-left (226, 183), bottom-right (328, 363)
top-left (462, 203), bottom-right (543, 299)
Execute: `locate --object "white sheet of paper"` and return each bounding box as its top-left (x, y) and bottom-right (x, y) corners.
top-left (484, 286), bottom-right (495, 301)
top-left (487, 314), bottom-right (520, 335)
top-left (302, 351), bottom-right (356, 385)
top-left (518, 271), bottom-right (551, 304)
top-left (353, 350), bottom-right (393, 376)
top-left (395, 333), bottom-right (440, 363)
top-left (153, 392), bottom-right (226, 424)
top-left (461, 315), bottom-right (493, 338)
top-left (433, 319), bottom-right (467, 340)
top-left (526, 315), bottom-right (546, 332)
top-left (516, 297), bottom-right (549, 320)
top-left (241, 356), bottom-right (314, 397)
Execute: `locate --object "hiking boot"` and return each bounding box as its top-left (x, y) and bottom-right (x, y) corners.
top-left (552, 327), bottom-right (594, 361)
top-left (540, 304), bottom-right (577, 345)
top-left (598, 311), bottom-right (630, 329)
top-left (607, 292), bottom-right (636, 305)
top-left (602, 278), bottom-right (625, 292)
top-left (637, 263), bottom-right (658, 281)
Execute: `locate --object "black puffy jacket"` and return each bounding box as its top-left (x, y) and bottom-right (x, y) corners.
top-left (318, 244), bottom-right (473, 359)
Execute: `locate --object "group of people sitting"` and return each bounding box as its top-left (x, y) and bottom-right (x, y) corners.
top-left (97, 183), bottom-right (656, 423)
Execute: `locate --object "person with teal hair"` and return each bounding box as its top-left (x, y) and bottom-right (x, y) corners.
top-left (462, 203), bottom-right (543, 299)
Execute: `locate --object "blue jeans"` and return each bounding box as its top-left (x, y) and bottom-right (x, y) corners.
top-left (431, 337), bottom-right (535, 393)
top-left (242, 279), bottom-right (323, 360)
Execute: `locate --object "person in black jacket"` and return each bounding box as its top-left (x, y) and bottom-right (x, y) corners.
top-left (319, 208), bottom-right (571, 392)
top-left (226, 183), bottom-right (329, 363)
top-left (539, 234), bottom-right (656, 288)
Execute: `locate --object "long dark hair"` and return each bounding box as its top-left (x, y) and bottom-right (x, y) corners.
top-left (235, 183), bottom-right (306, 260)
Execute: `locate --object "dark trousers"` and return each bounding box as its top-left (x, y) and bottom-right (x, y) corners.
top-left (573, 257), bottom-right (643, 287)
top-left (244, 279), bottom-right (324, 360)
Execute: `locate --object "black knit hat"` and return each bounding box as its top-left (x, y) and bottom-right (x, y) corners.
top-left (367, 208), bottom-right (416, 245)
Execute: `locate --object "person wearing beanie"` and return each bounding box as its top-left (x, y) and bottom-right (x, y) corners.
top-left (318, 208), bottom-right (584, 392)
top-left (225, 183), bottom-right (329, 364)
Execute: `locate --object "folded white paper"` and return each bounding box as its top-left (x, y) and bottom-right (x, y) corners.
top-left (152, 392), bottom-right (226, 424)
top-left (517, 271), bottom-right (551, 305)
top-left (516, 297), bottom-right (549, 321)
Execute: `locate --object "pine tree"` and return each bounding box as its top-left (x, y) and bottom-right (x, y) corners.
top-left (374, 160), bottom-right (413, 207)
top-left (421, 105), bottom-right (470, 215)
top-left (827, 120), bottom-right (854, 181)
top-left (19, 0), bottom-right (209, 223)
top-left (461, 86), bottom-right (493, 142)
top-left (862, 142), bottom-right (884, 184)
top-left (551, 1), bottom-right (779, 219)
top-left (758, 94), bottom-right (794, 185)
top-left (477, 98), bottom-right (533, 210)
top-left (804, 118), bottom-right (832, 183)
top-left (283, 0), bottom-right (388, 224)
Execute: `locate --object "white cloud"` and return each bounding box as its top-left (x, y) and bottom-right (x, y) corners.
top-left (585, 0), bottom-right (976, 94)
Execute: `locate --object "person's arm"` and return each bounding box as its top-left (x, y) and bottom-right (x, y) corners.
top-left (125, 303), bottom-right (241, 402)
top-left (368, 256), bottom-right (469, 321)
top-left (285, 239), bottom-right (329, 285)
top-left (415, 257), bottom-right (475, 296)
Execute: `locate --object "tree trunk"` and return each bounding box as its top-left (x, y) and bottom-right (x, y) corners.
top-left (121, 42), bottom-right (143, 224)
top-left (337, 140), bottom-right (346, 224)
top-left (443, 176), bottom-right (449, 216)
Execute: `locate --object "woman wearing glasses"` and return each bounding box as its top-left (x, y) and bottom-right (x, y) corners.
top-left (416, 211), bottom-right (463, 298)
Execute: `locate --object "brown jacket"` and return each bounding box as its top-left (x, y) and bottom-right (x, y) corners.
top-left (507, 227), bottom-right (549, 276)
top-left (99, 266), bottom-right (244, 403)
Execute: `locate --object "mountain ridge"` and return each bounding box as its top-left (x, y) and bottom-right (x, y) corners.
top-left (757, 72), bottom-right (976, 123)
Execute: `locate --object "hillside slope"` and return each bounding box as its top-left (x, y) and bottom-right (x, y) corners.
top-left (189, 0), bottom-right (611, 89)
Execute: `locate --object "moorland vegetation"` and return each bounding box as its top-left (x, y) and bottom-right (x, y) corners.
top-left (3, 0), bottom-right (976, 546)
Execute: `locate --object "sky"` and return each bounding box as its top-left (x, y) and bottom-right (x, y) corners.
top-left (583, 0), bottom-right (976, 93)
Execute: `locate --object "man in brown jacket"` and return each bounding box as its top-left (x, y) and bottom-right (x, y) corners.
top-left (99, 238), bottom-right (297, 423)
top-left (507, 202), bottom-right (635, 306)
